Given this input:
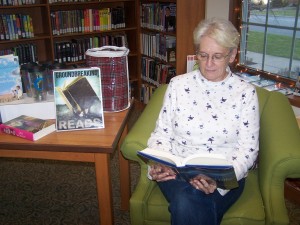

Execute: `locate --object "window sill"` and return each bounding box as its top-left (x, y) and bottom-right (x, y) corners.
top-left (233, 64), bottom-right (300, 108)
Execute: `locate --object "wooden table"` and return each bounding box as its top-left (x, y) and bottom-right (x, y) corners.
top-left (0, 105), bottom-right (133, 225)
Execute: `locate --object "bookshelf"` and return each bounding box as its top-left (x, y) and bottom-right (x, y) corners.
top-left (139, 0), bottom-right (205, 102)
top-left (0, 0), bottom-right (140, 99)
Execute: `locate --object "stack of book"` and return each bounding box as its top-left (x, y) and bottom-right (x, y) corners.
top-left (141, 2), bottom-right (176, 32)
top-left (54, 33), bottom-right (127, 63)
top-left (50, 7), bottom-right (125, 36)
top-left (0, 0), bottom-right (35, 6)
top-left (0, 14), bottom-right (34, 41)
top-left (140, 33), bottom-right (176, 63)
top-left (141, 56), bottom-right (175, 86)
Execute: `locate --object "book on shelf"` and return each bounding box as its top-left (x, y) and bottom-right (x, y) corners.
top-left (162, 3), bottom-right (176, 32)
top-left (138, 148), bottom-right (238, 190)
top-left (50, 7), bottom-right (124, 36)
top-left (0, 115), bottom-right (56, 141)
top-left (165, 35), bottom-right (176, 62)
top-left (13, 43), bottom-right (38, 65)
top-left (53, 67), bottom-right (105, 131)
top-left (0, 55), bottom-right (23, 103)
top-left (140, 2), bottom-right (176, 32)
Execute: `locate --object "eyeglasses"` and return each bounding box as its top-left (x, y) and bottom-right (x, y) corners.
top-left (196, 51), bottom-right (231, 62)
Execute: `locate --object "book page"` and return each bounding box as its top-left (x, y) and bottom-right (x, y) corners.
top-left (183, 153), bottom-right (231, 167)
top-left (139, 148), bottom-right (231, 167)
top-left (138, 148), bottom-right (184, 167)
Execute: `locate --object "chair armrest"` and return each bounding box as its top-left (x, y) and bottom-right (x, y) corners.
top-left (258, 91), bottom-right (300, 225)
top-left (121, 85), bottom-right (168, 163)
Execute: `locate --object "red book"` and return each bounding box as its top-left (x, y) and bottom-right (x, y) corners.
top-left (0, 115), bottom-right (56, 141)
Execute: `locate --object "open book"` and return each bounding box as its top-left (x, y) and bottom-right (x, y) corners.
top-left (138, 148), bottom-right (238, 189)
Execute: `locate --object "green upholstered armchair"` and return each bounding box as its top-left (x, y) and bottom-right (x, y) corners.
top-left (121, 85), bottom-right (300, 225)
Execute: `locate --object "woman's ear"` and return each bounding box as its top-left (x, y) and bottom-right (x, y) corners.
top-left (229, 48), bottom-right (237, 63)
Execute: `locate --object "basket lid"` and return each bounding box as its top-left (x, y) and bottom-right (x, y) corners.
top-left (85, 46), bottom-right (129, 57)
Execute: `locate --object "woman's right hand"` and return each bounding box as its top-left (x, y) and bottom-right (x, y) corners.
top-left (149, 164), bottom-right (177, 182)
top-left (189, 174), bottom-right (217, 194)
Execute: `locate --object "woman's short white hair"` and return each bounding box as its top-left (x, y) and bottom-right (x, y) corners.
top-left (193, 17), bottom-right (240, 50)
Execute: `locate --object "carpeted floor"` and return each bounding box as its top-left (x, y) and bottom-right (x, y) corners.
top-left (0, 102), bottom-right (142, 225)
top-left (0, 155), bottom-right (139, 225)
top-left (0, 103), bottom-right (299, 225)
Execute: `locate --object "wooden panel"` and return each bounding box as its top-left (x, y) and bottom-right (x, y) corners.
top-left (0, 149), bottom-right (95, 162)
top-left (176, 0), bottom-right (205, 75)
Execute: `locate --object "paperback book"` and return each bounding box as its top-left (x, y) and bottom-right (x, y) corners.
top-left (53, 67), bottom-right (104, 131)
top-left (138, 148), bottom-right (238, 190)
top-left (0, 115), bottom-right (55, 141)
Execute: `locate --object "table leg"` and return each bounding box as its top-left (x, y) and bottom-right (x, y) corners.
top-left (119, 125), bottom-right (130, 211)
top-left (94, 153), bottom-right (113, 225)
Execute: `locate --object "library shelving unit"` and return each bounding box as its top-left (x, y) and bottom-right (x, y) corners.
top-left (138, 0), bottom-right (205, 102)
top-left (0, 0), bottom-right (140, 99)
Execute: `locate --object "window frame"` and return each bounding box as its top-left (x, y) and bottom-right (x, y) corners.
top-left (229, 0), bottom-right (300, 107)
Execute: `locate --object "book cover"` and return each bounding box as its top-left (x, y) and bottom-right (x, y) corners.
top-left (0, 55), bottom-right (23, 103)
top-left (162, 3), bottom-right (176, 32)
top-left (138, 148), bottom-right (238, 190)
top-left (166, 47), bottom-right (176, 63)
top-left (53, 67), bottom-right (105, 131)
top-left (0, 115), bottom-right (56, 141)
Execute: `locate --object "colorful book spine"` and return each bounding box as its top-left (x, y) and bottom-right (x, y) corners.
top-left (0, 124), bottom-right (36, 141)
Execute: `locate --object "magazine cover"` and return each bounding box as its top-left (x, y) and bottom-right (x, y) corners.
top-left (53, 67), bottom-right (105, 131)
top-left (0, 55), bottom-right (23, 103)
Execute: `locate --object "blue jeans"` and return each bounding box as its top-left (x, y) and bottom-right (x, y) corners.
top-left (157, 177), bottom-right (245, 225)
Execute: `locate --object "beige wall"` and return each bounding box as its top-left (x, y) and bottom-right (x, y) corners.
top-left (205, 0), bottom-right (230, 19)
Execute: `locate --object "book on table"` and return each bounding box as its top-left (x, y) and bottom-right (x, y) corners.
top-left (138, 148), bottom-right (238, 190)
top-left (0, 115), bottom-right (55, 141)
top-left (53, 67), bottom-right (104, 131)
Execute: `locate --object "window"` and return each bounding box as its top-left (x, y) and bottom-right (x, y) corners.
top-left (238, 0), bottom-right (300, 81)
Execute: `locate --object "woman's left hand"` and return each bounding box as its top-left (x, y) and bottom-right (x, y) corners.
top-left (189, 174), bottom-right (217, 194)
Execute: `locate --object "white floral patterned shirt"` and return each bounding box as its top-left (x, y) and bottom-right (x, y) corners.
top-left (147, 69), bottom-right (260, 193)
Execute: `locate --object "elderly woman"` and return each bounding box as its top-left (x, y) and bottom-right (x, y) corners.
top-left (146, 18), bottom-right (260, 225)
